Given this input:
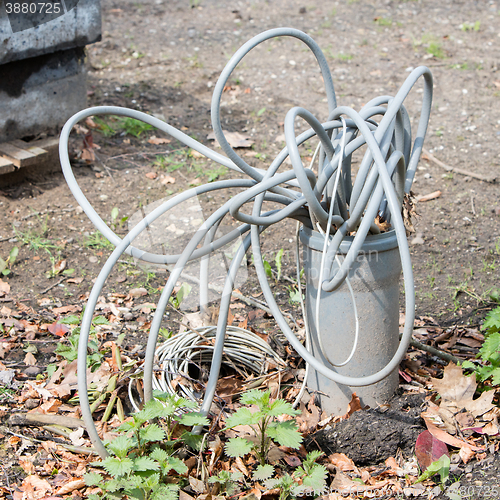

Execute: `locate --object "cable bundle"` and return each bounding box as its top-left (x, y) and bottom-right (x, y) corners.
top-left (128, 326), bottom-right (286, 412)
top-left (60, 28), bottom-right (432, 457)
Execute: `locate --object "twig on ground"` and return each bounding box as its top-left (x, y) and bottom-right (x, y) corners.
top-left (40, 277), bottom-right (68, 294)
top-left (9, 412), bottom-right (85, 429)
top-left (0, 464), bottom-right (13, 498)
top-left (422, 148), bottom-right (497, 183)
top-left (409, 337), bottom-right (461, 364)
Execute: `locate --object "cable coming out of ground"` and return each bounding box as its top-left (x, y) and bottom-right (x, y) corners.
top-left (59, 27), bottom-right (433, 457)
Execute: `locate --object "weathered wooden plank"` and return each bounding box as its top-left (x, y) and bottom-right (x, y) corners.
top-left (0, 141), bottom-right (38, 167)
top-left (0, 156), bottom-right (16, 174)
top-left (10, 139), bottom-right (48, 157)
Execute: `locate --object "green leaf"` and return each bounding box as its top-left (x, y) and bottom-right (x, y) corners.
top-left (415, 454), bottom-right (450, 484)
top-left (230, 471), bottom-right (244, 482)
top-left (303, 450), bottom-right (324, 470)
top-left (46, 363), bottom-right (57, 379)
top-left (225, 407), bottom-right (262, 428)
top-left (102, 457), bottom-right (134, 477)
top-left (268, 398), bottom-right (300, 417)
top-left (106, 435), bottom-right (135, 458)
top-left (111, 207), bottom-right (119, 220)
top-left (253, 464), bottom-right (274, 481)
top-left (179, 412), bottom-right (209, 427)
top-left (302, 464), bottom-right (328, 494)
top-left (84, 472), bottom-right (103, 486)
top-left (483, 307), bottom-right (500, 333)
top-left (479, 332), bottom-right (500, 362)
top-left (143, 473), bottom-right (161, 489)
top-left (93, 316), bottom-right (111, 325)
top-left (165, 456), bottom-right (188, 475)
top-left (461, 360), bottom-right (476, 370)
top-left (491, 368), bottom-right (500, 386)
top-left (263, 260), bottom-right (272, 280)
top-left (135, 400), bottom-right (168, 423)
top-left (149, 447), bottom-right (168, 463)
top-left (59, 315), bottom-right (80, 325)
top-left (267, 420), bottom-right (303, 449)
top-left (153, 391), bottom-right (197, 410)
top-left (225, 437), bottom-right (253, 458)
top-left (132, 456), bottom-right (160, 472)
top-left (117, 420), bottom-right (139, 433)
top-left (181, 431), bottom-right (206, 451)
top-left (175, 282), bottom-right (192, 307)
top-left (139, 423), bottom-right (166, 443)
top-left (9, 246), bottom-right (19, 263)
top-left (240, 389), bottom-right (270, 407)
top-left (87, 494), bottom-right (101, 500)
top-left (257, 107), bottom-right (266, 116)
top-left (151, 484), bottom-right (179, 500)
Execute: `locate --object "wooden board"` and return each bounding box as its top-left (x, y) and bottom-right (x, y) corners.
top-left (10, 139), bottom-right (48, 157)
top-left (0, 137), bottom-right (57, 173)
top-left (0, 141), bottom-right (38, 167)
top-left (0, 156), bottom-right (15, 175)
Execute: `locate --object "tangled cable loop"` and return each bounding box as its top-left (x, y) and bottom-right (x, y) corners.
top-left (59, 28), bottom-right (432, 457)
top-left (128, 326), bottom-right (287, 413)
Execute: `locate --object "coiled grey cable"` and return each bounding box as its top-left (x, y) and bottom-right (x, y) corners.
top-left (127, 326), bottom-right (287, 412)
top-left (59, 28), bottom-right (432, 457)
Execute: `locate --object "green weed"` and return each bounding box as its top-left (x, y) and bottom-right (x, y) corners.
top-left (374, 17), bottom-right (392, 27)
top-left (462, 306), bottom-right (500, 385)
top-left (460, 21), bottom-right (481, 31)
top-left (427, 42), bottom-right (445, 59)
top-left (0, 246), bottom-right (18, 276)
top-left (415, 455), bottom-right (450, 490)
top-left (85, 392), bottom-right (208, 500)
top-left (223, 389), bottom-right (302, 466)
top-left (84, 232), bottom-right (114, 250)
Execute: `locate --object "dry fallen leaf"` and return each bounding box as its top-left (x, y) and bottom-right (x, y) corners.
top-left (0, 280), bottom-right (10, 296)
top-left (19, 475), bottom-right (52, 497)
top-left (160, 174), bottom-right (176, 184)
top-left (56, 479), bottom-right (86, 495)
top-left (52, 304), bottom-right (81, 315)
top-left (430, 363), bottom-right (495, 418)
top-left (48, 322), bottom-right (71, 337)
top-left (69, 427), bottom-right (85, 446)
top-left (421, 412), bottom-right (483, 457)
top-left (145, 171), bottom-right (158, 179)
top-left (414, 430), bottom-right (449, 471)
top-left (148, 136), bottom-right (171, 145)
top-left (188, 476), bottom-right (206, 494)
top-left (24, 351), bottom-right (37, 366)
top-left (329, 453), bottom-right (358, 473)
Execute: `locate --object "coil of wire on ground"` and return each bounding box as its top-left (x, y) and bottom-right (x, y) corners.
top-left (59, 27), bottom-right (432, 457)
top-left (128, 325), bottom-right (287, 412)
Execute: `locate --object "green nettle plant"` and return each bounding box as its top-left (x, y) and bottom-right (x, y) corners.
top-left (84, 393), bottom-right (208, 500)
top-left (463, 306), bottom-right (500, 385)
top-left (53, 313), bottom-right (111, 368)
top-left (223, 389), bottom-right (303, 466)
top-left (207, 470), bottom-right (244, 496)
top-left (253, 450), bottom-right (328, 500)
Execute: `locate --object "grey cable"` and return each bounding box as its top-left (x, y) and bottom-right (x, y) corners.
top-left (59, 28), bottom-right (432, 457)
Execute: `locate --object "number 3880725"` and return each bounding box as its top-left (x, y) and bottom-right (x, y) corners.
top-left (5, 3), bottom-right (62, 14)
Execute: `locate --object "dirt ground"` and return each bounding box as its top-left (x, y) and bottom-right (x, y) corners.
top-left (1, 0), bottom-right (500, 498)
